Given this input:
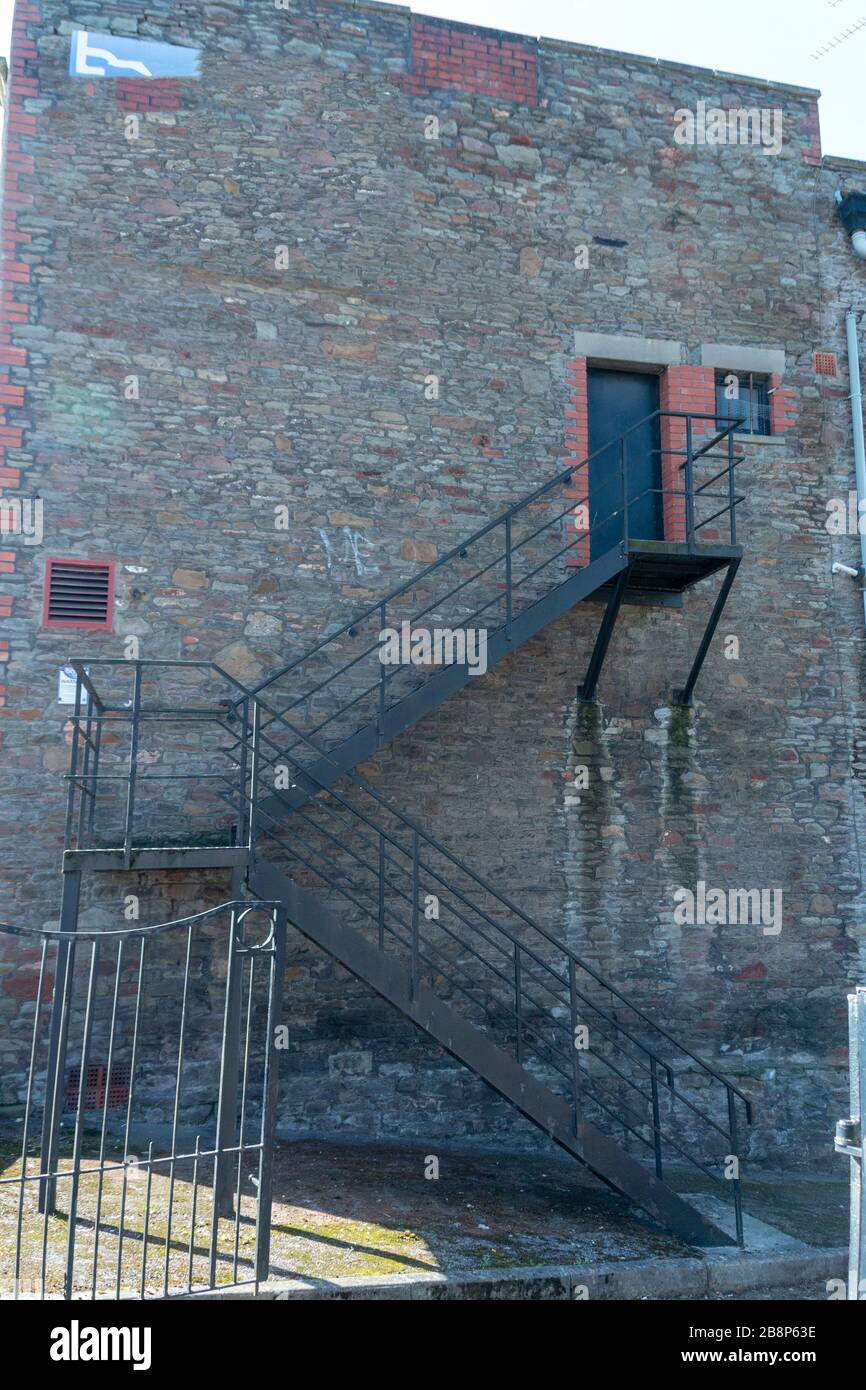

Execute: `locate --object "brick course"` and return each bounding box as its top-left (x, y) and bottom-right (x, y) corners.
top-left (403, 17), bottom-right (539, 105)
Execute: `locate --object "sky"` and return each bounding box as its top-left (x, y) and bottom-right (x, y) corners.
top-left (0, 0), bottom-right (860, 160)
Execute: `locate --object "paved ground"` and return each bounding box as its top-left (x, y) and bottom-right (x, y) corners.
top-left (263, 1139), bottom-right (849, 1278)
top-left (263, 1138), bottom-right (689, 1281)
top-left (0, 1134), bottom-right (849, 1296)
top-left (672, 1284), bottom-right (824, 1301)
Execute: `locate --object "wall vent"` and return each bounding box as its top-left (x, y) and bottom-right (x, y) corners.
top-left (813, 351), bottom-right (838, 377)
top-left (44, 558), bottom-right (113, 630)
top-left (65, 1062), bottom-right (131, 1113)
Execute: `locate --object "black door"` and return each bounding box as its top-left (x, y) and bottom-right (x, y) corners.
top-left (587, 369), bottom-right (662, 557)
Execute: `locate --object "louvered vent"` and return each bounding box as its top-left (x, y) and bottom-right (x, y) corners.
top-left (45, 559), bottom-right (113, 629)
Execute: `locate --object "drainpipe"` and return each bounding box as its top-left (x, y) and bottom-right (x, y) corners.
top-left (845, 310), bottom-right (866, 625)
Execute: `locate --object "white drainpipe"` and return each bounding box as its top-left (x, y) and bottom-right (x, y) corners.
top-left (845, 310), bottom-right (866, 624)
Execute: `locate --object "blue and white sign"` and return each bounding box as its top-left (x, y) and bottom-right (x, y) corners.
top-left (57, 665), bottom-right (89, 706)
top-left (69, 31), bottom-right (201, 80)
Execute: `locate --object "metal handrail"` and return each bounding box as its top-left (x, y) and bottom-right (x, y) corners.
top-left (53, 409), bottom-right (751, 1241)
top-left (243, 410), bottom-right (741, 702)
top-left (238, 705), bottom-right (753, 1113)
top-left (60, 652), bottom-right (753, 1120)
top-left (216, 411), bottom-right (742, 785)
top-left (233, 756), bottom-right (748, 1229)
top-left (54, 650), bottom-right (752, 1242)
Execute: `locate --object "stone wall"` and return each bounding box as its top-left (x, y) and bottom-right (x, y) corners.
top-left (0, 0), bottom-right (865, 1167)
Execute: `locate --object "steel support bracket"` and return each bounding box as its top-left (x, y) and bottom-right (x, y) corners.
top-left (671, 557), bottom-right (740, 708)
top-left (576, 558), bottom-right (632, 703)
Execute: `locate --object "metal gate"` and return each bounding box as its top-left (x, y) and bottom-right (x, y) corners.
top-left (836, 985), bottom-right (866, 1300)
top-left (0, 900), bottom-right (285, 1300)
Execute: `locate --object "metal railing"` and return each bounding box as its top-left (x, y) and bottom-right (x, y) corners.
top-left (0, 901), bottom-right (285, 1300)
top-left (836, 986), bottom-right (866, 1299)
top-left (62, 412), bottom-right (743, 861)
top-left (56, 652), bottom-right (752, 1239)
top-left (45, 410), bottom-right (752, 1245)
top-left (60, 661), bottom-right (259, 858)
top-left (225, 701), bottom-right (753, 1243)
top-left (232, 410), bottom-right (743, 790)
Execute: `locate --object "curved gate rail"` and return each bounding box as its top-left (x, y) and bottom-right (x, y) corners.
top-left (836, 986), bottom-right (866, 1300)
top-left (0, 901), bottom-right (285, 1300)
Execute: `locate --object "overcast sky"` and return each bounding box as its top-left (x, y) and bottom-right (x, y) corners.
top-left (0, 0), bottom-right (861, 160)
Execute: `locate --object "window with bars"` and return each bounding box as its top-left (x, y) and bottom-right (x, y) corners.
top-left (715, 371), bottom-right (772, 436)
top-left (43, 558), bottom-right (114, 630)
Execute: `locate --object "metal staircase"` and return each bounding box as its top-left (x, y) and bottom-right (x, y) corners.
top-left (233, 408), bottom-right (744, 815)
top-left (41, 408), bottom-right (754, 1252)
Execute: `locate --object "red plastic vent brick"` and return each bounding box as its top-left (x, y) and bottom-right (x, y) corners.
top-left (65, 1062), bottom-right (131, 1113)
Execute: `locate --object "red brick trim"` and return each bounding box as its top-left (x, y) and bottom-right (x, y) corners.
top-left (0, 1), bottom-right (42, 700)
top-left (116, 78), bottom-right (182, 112)
top-left (563, 357), bottom-right (590, 567)
top-left (564, 360), bottom-right (717, 562)
top-left (659, 366), bottom-right (716, 541)
top-left (769, 372), bottom-right (796, 433)
top-left (801, 100), bottom-right (822, 166)
top-left (403, 17), bottom-right (539, 105)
